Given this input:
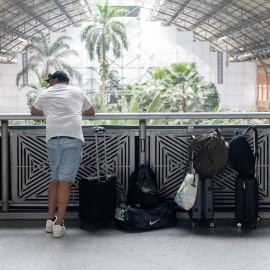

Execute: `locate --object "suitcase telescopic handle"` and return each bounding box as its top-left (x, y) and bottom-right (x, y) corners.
top-left (94, 127), bottom-right (108, 181)
top-left (190, 135), bottom-right (195, 174)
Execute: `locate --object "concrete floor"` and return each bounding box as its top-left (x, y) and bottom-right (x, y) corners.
top-left (0, 218), bottom-right (270, 270)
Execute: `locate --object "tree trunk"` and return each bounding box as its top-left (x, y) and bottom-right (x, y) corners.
top-left (101, 65), bottom-right (106, 113)
top-left (43, 62), bottom-right (50, 79)
top-left (182, 84), bottom-right (186, 112)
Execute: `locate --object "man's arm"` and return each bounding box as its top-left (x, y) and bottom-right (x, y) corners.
top-left (82, 106), bottom-right (95, 116)
top-left (31, 106), bottom-right (44, 116)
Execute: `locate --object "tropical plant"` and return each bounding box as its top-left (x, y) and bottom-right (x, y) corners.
top-left (126, 63), bottom-right (219, 117)
top-left (16, 31), bottom-right (81, 86)
top-left (19, 66), bottom-right (48, 109)
top-left (200, 107), bottom-right (267, 125)
top-left (163, 62), bottom-right (204, 112)
top-left (81, 0), bottom-right (128, 112)
top-left (187, 82), bottom-right (220, 112)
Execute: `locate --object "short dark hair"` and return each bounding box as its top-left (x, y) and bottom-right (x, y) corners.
top-left (45, 71), bottom-right (69, 83)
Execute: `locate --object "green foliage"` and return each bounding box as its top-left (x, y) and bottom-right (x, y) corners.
top-left (81, 0), bottom-right (129, 112)
top-left (16, 31), bottom-right (81, 86)
top-left (125, 61), bottom-right (220, 118)
top-left (200, 107), bottom-right (267, 125)
top-left (127, 98), bottom-right (139, 125)
top-left (81, 1), bottom-right (128, 61)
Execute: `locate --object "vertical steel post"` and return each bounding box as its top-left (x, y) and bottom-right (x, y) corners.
top-left (1, 120), bottom-right (9, 212)
top-left (139, 119), bottom-right (146, 166)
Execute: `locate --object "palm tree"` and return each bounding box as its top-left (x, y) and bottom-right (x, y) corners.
top-left (165, 62), bottom-right (204, 112)
top-left (19, 65), bottom-right (48, 109)
top-left (126, 62), bottom-right (220, 117)
top-left (81, 0), bottom-right (128, 112)
top-left (16, 31), bottom-right (81, 86)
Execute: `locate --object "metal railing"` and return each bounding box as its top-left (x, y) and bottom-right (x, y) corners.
top-left (1, 112), bottom-right (270, 215)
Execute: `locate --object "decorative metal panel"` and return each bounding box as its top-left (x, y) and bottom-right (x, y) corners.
top-left (10, 128), bottom-right (135, 204)
top-left (149, 127), bottom-right (270, 209)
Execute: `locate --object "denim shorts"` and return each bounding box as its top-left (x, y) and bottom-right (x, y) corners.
top-left (46, 137), bottom-right (84, 183)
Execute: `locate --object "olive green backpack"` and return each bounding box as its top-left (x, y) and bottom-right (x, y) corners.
top-left (188, 129), bottom-right (229, 176)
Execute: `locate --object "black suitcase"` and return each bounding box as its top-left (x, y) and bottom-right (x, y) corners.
top-left (79, 127), bottom-right (117, 229)
top-left (234, 126), bottom-right (260, 228)
top-left (188, 176), bottom-right (215, 228)
top-left (235, 175), bottom-right (259, 228)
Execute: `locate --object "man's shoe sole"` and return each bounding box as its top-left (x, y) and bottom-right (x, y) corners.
top-left (53, 230), bottom-right (66, 238)
top-left (45, 227), bottom-right (53, 233)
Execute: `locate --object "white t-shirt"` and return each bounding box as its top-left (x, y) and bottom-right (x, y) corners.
top-left (33, 83), bottom-right (93, 142)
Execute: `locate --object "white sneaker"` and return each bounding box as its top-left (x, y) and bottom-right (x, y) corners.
top-left (45, 217), bottom-right (57, 233)
top-left (53, 224), bottom-right (66, 238)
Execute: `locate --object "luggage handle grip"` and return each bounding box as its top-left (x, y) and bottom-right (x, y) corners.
top-left (95, 126), bottom-right (106, 134)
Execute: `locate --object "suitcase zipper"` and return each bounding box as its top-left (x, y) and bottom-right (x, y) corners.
top-left (243, 181), bottom-right (246, 189)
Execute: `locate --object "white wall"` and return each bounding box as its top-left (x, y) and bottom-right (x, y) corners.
top-left (209, 52), bottom-right (257, 111)
top-left (0, 63), bottom-right (28, 113)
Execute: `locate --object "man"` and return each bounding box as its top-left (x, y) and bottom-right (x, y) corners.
top-left (31, 71), bottom-right (95, 238)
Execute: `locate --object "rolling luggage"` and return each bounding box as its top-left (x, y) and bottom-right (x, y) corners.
top-left (187, 141), bottom-right (215, 228)
top-left (234, 126), bottom-right (260, 228)
top-left (188, 176), bottom-right (215, 228)
top-left (235, 175), bottom-right (259, 228)
top-left (79, 127), bottom-right (117, 229)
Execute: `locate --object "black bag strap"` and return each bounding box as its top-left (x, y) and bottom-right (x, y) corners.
top-left (242, 125), bottom-right (259, 177)
top-left (182, 135), bottom-right (196, 182)
top-left (242, 124), bottom-right (259, 160)
top-left (187, 130), bottom-right (214, 154)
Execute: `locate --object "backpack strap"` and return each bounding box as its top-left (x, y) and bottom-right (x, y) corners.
top-left (242, 125), bottom-right (259, 176)
top-left (187, 130), bottom-right (213, 154)
top-left (242, 124), bottom-right (259, 159)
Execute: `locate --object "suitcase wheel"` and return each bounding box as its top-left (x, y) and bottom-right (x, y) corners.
top-left (237, 222), bottom-right (242, 228)
top-left (80, 223), bottom-right (93, 230)
top-left (209, 222), bottom-right (215, 228)
top-left (251, 223), bottom-right (257, 229)
top-left (191, 221), bottom-right (198, 228)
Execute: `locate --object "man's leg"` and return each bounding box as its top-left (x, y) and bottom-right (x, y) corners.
top-left (48, 181), bottom-right (59, 219)
top-left (55, 180), bottom-right (71, 226)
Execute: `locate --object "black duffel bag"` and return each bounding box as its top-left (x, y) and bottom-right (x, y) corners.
top-left (114, 200), bottom-right (177, 231)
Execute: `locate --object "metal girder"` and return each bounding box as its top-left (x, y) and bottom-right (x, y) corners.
top-left (197, 2), bottom-right (270, 42)
top-left (80, 0), bottom-right (92, 17)
top-left (158, 1), bottom-right (270, 60)
top-left (188, 0), bottom-right (237, 31)
top-left (51, 0), bottom-right (77, 27)
top-left (148, 0), bottom-right (164, 22)
top-left (167, 0), bottom-right (192, 26)
top-left (6, 0), bottom-right (54, 31)
top-left (0, 24), bottom-right (29, 40)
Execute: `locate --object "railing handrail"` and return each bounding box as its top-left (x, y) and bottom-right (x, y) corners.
top-left (1, 112), bottom-right (270, 121)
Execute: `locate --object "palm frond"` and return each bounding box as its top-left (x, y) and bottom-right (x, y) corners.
top-left (57, 62), bottom-right (82, 83)
top-left (16, 64), bottom-right (38, 86)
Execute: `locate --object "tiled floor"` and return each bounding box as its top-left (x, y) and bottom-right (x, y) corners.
top-left (0, 217), bottom-right (270, 270)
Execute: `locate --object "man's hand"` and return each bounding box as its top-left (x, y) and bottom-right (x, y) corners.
top-left (82, 106), bottom-right (95, 116)
top-left (31, 106), bottom-right (44, 116)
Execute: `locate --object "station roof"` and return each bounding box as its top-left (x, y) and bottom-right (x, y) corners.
top-left (0, 0), bottom-right (270, 63)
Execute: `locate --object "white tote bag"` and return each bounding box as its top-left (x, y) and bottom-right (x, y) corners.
top-left (175, 173), bottom-right (199, 211)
